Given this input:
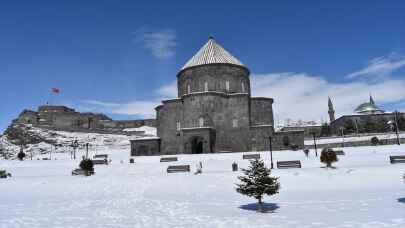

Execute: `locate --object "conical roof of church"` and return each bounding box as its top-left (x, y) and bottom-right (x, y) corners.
top-left (180, 37), bottom-right (246, 72)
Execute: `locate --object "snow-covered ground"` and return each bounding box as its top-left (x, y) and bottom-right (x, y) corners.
top-left (1, 144), bottom-right (405, 228)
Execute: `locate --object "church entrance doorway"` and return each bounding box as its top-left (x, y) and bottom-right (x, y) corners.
top-left (191, 136), bottom-right (204, 154)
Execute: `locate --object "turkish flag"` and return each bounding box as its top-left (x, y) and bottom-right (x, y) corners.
top-left (51, 88), bottom-right (60, 94)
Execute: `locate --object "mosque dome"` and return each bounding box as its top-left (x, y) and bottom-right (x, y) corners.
top-left (354, 96), bottom-right (385, 114)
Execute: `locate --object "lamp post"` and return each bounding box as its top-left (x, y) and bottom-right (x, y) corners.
top-left (340, 127), bottom-right (345, 148)
top-left (394, 111), bottom-right (400, 145)
top-left (85, 143), bottom-right (89, 159)
top-left (311, 132), bottom-right (318, 157)
top-left (71, 140), bottom-right (79, 160)
top-left (268, 136), bottom-right (274, 169)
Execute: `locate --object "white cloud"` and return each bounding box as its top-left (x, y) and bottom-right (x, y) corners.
top-left (80, 82), bottom-right (178, 118)
top-left (156, 80), bottom-right (177, 98)
top-left (133, 28), bottom-right (177, 59)
top-left (82, 53), bottom-right (405, 125)
top-left (82, 100), bottom-right (158, 118)
top-left (251, 72), bottom-right (405, 125)
top-left (347, 53), bottom-right (405, 79)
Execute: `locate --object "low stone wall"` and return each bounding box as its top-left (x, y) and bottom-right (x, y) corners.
top-left (306, 137), bottom-right (405, 149)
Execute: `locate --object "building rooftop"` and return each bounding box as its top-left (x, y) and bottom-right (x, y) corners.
top-left (354, 95), bottom-right (385, 114)
top-left (180, 37), bottom-right (246, 72)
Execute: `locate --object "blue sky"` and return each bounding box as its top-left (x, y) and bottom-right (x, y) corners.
top-left (1, 0), bottom-right (405, 132)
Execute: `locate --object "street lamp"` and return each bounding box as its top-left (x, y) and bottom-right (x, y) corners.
top-left (340, 127), bottom-right (345, 148)
top-left (394, 111), bottom-right (401, 145)
top-left (268, 136), bottom-right (274, 169)
top-left (311, 132), bottom-right (318, 157)
top-left (389, 111), bottom-right (401, 145)
top-left (71, 139), bottom-right (79, 160)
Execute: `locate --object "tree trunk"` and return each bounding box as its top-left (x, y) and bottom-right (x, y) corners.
top-left (257, 197), bottom-right (263, 213)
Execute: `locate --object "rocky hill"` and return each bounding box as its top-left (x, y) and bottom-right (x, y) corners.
top-left (0, 124), bottom-right (157, 160)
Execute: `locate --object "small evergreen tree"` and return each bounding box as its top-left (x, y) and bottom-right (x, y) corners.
top-left (17, 149), bottom-right (26, 161)
top-left (79, 158), bottom-right (94, 176)
top-left (236, 159), bottom-right (280, 212)
top-left (371, 136), bottom-right (379, 146)
top-left (320, 148), bottom-right (338, 168)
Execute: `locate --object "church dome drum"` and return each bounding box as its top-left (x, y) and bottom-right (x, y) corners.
top-left (177, 37), bottom-right (250, 97)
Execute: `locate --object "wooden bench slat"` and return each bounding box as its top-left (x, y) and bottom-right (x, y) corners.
top-left (167, 165), bottom-right (190, 173)
top-left (92, 159), bottom-right (108, 165)
top-left (160, 157), bottom-right (178, 162)
top-left (94, 154), bottom-right (108, 159)
top-left (277, 160), bottom-right (301, 169)
top-left (390, 155), bottom-right (405, 164)
top-left (243, 154), bottom-right (260, 160)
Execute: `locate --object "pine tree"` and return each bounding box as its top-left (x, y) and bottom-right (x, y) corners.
top-left (236, 159), bottom-right (280, 212)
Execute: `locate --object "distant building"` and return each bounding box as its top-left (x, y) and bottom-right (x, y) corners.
top-left (130, 37), bottom-right (304, 156)
top-left (329, 96), bottom-right (405, 135)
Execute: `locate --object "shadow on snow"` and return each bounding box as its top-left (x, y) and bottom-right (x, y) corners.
top-left (397, 198), bottom-right (405, 204)
top-left (239, 202), bottom-right (280, 213)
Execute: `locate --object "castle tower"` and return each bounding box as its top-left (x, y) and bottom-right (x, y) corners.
top-left (328, 96), bottom-right (335, 122)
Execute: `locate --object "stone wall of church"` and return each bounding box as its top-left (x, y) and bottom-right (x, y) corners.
top-left (180, 92), bottom-right (251, 152)
top-left (130, 138), bottom-right (161, 156)
top-left (177, 64), bottom-right (250, 97)
top-left (155, 99), bottom-right (183, 154)
top-left (273, 130), bottom-right (305, 150)
top-left (250, 97), bottom-right (274, 126)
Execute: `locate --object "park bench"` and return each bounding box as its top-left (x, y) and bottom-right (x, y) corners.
top-left (160, 157), bottom-right (178, 162)
top-left (389, 155), bottom-right (405, 164)
top-left (92, 159), bottom-right (108, 165)
top-left (277, 160), bottom-right (302, 169)
top-left (334, 150), bottom-right (345, 156)
top-left (243, 154), bottom-right (260, 160)
top-left (71, 168), bottom-right (94, 176)
top-left (93, 154), bottom-right (108, 159)
top-left (167, 165), bottom-right (190, 173)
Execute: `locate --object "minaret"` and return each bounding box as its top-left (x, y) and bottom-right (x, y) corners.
top-left (369, 94), bottom-right (375, 105)
top-left (328, 96), bottom-right (335, 122)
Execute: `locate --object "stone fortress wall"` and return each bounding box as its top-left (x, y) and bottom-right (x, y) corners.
top-left (13, 105), bottom-right (156, 134)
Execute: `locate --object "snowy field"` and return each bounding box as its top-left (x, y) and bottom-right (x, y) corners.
top-left (1, 145), bottom-right (405, 228)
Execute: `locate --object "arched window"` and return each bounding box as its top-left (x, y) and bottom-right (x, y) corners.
top-left (204, 81), bottom-right (208, 92)
top-left (241, 81), bottom-right (245, 93)
top-left (176, 121), bottom-right (181, 131)
top-left (187, 84), bottom-right (191, 94)
top-left (232, 119), bottom-right (238, 128)
top-left (199, 117), bottom-right (204, 127)
top-left (225, 81), bottom-right (230, 91)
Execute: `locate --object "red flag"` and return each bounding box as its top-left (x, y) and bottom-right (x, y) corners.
top-left (51, 88), bottom-right (60, 94)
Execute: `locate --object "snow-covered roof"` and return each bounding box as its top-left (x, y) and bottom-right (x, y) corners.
top-left (180, 37), bottom-right (246, 72)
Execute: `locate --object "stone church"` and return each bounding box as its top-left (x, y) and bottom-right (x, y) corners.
top-left (131, 37), bottom-right (304, 156)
